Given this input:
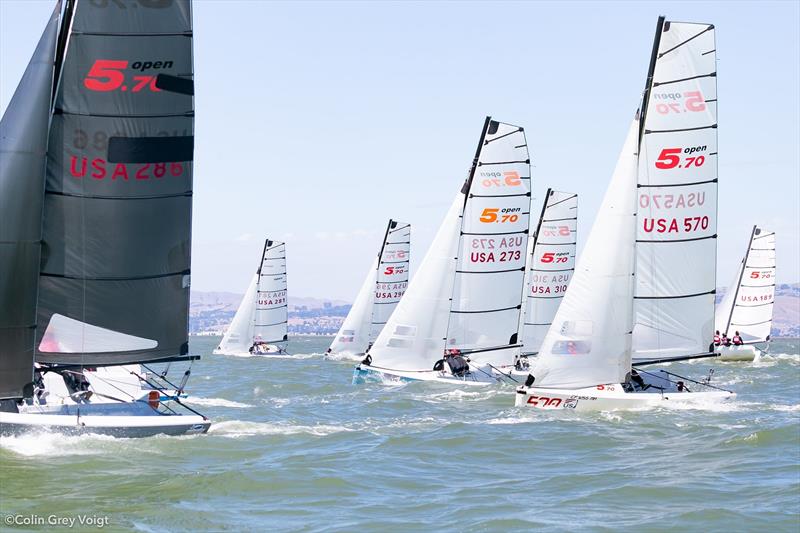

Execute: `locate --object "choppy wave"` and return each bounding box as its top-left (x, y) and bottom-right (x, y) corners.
top-left (184, 397), bottom-right (253, 408)
top-left (208, 420), bottom-right (352, 438)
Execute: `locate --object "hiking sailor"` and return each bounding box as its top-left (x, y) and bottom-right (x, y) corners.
top-left (732, 331), bottom-right (744, 346)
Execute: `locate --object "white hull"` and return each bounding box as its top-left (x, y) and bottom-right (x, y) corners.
top-left (716, 344), bottom-right (761, 362)
top-left (514, 383), bottom-right (735, 411)
top-left (0, 406), bottom-right (210, 438)
top-left (353, 364), bottom-right (501, 387)
top-left (213, 344), bottom-right (287, 357)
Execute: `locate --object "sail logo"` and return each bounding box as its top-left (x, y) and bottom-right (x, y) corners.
top-left (479, 170), bottom-right (522, 188)
top-left (653, 146), bottom-right (708, 170)
top-left (69, 156), bottom-right (186, 181)
top-left (651, 90), bottom-right (707, 114)
top-left (642, 216), bottom-right (709, 234)
top-left (749, 270), bottom-right (773, 280)
top-left (739, 294), bottom-right (773, 303)
top-left (470, 250), bottom-right (522, 263)
top-left (639, 192), bottom-right (706, 209)
top-left (541, 225), bottom-right (571, 237)
top-left (531, 284), bottom-right (567, 295)
top-left (83, 59), bottom-right (175, 93)
top-left (470, 236), bottom-right (524, 250)
top-left (540, 251), bottom-right (570, 264)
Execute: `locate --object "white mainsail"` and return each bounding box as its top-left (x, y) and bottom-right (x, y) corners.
top-left (329, 260), bottom-right (378, 355)
top-left (531, 18), bottom-right (719, 387)
top-left (520, 190), bottom-right (578, 356)
top-left (530, 121), bottom-right (639, 389)
top-left (631, 21), bottom-right (719, 363)
top-left (214, 239), bottom-right (288, 355)
top-left (368, 117), bottom-right (531, 372)
top-left (329, 220), bottom-right (411, 355)
top-left (715, 227), bottom-right (776, 343)
top-left (254, 240), bottom-right (288, 348)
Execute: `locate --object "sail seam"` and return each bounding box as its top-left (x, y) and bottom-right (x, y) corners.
top-left (658, 26), bottom-right (713, 58)
top-left (637, 178), bottom-right (717, 188)
top-left (40, 270), bottom-right (189, 281)
top-left (653, 72), bottom-right (715, 87)
top-left (450, 305), bottom-right (520, 314)
top-left (634, 289), bottom-right (715, 300)
top-left (44, 190), bottom-right (191, 200)
top-left (636, 234), bottom-right (716, 244)
top-left (645, 124), bottom-right (717, 134)
top-left (456, 267), bottom-right (524, 275)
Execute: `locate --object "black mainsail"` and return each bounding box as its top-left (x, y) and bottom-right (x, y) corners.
top-left (1, 0), bottom-right (196, 399)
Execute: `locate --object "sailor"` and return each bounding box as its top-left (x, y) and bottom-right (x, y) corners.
top-left (721, 333), bottom-right (731, 347)
top-left (444, 349), bottom-right (469, 377)
top-left (732, 331), bottom-right (744, 346)
top-left (676, 381), bottom-right (690, 392)
top-left (630, 368), bottom-right (649, 391)
top-left (713, 330), bottom-right (721, 346)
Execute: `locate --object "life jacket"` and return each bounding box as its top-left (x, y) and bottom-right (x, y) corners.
top-left (713, 334), bottom-right (721, 345)
top-left (445, 354), bottom-right (469, 377)
top-left (732, 335), bottom-right (743, 345)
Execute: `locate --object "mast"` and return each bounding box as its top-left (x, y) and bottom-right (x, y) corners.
top-left (723, 225), bottom-right (757, 337)
top-left (517, 188), bottom-right (551, 354)
top-left (638, 15), bottom-right (665, 145)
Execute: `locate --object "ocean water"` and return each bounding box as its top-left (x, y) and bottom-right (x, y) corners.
top-left (1, 336), bottom-right (798, 532)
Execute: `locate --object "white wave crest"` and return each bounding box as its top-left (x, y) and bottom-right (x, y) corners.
top-left (184, 397), bottom-right (253, 408)
top-left (208, 420), bottom-right (352, 438)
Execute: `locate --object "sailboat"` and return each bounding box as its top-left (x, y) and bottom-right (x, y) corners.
top-left (213, 240), bottom-right (289, 356)
top-left (327, 220), bottom-right (411, 358)
top-left (515, 17), bottom-right (735, 410)
top-left (354, 117), bottom-right (531, 385)
top-left (514, 189), bottom-right (578, 371)
top-left (0, 0), bottom-right (210, 435)
top-left (714, 226), bottom-right (776, 362)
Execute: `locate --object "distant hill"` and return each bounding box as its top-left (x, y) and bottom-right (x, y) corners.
top-left (190, 283), bottom-right (800, 337)
top-left (189, 291), bottom-right (350, 335)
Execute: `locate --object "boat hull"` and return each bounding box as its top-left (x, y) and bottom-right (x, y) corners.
top-left (352, 364), bottom-right (500, 386)
top-left (716, 344), bottom-right (760, 362)
top-left (514, 383), bottom-right (735, 411)
top-left (0, 410), bottom-right (210, 438)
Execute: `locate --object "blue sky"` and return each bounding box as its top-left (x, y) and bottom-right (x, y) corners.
top-left (2, 0), bottom-right (798, 300)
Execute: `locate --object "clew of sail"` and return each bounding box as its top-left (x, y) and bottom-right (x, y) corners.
top-left (254, 241), bottom-right (288, 347)
top-left (531, 120), bottom-right (639, 389)
top-left (715, 227), bottom-right (776, 344)
top-left (520, 190), bottom-right (578, 356)
top-left (632, 21), bottom-right (718, 363)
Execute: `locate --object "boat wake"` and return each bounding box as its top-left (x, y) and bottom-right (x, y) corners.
top-left (184, 397), bottom-right (253, 408)
top-left (208, 420), bottom-right (353, 438)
